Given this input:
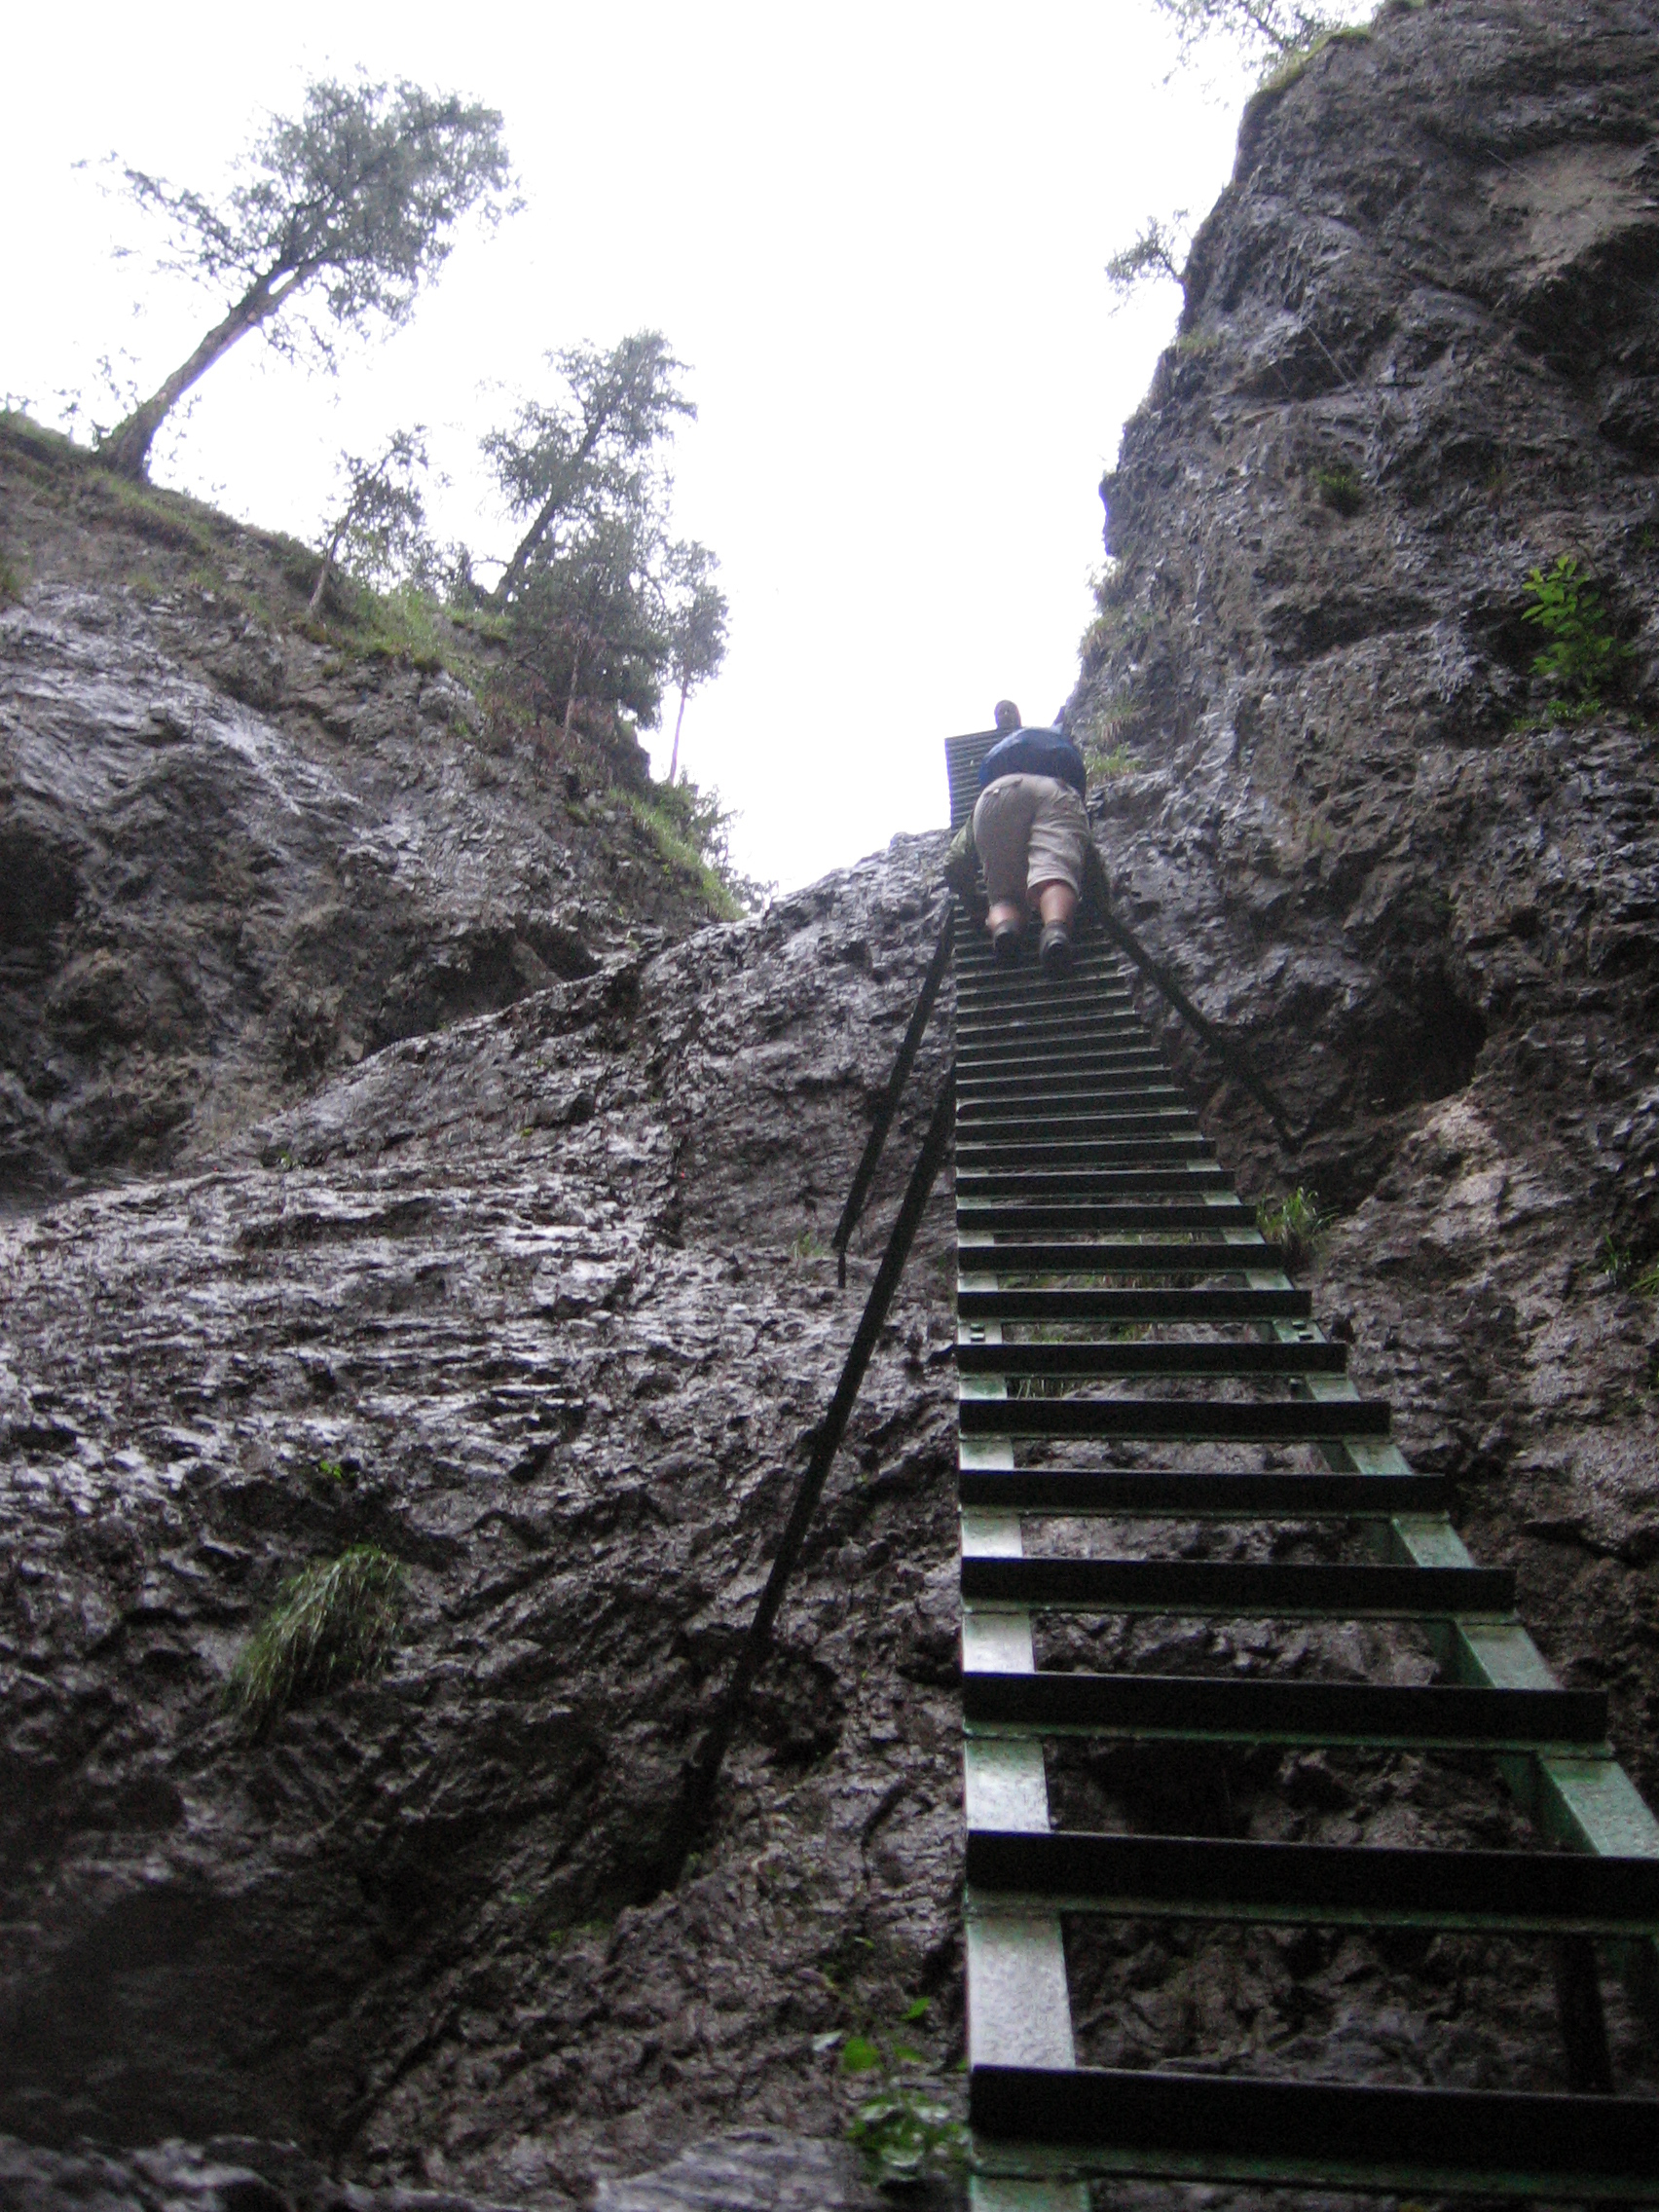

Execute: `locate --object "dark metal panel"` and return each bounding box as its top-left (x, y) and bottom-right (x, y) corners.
top-left (951, 1238), bottom-right (1274, 1273)
top-left (968, 2065), bottom-right (1659, 2191)
top-left (958, 1397), bottom-right (1388, 1440)
top-left (960, 1556), bottom-right (1511, 1613)
top-left (958, 1286), bottom-right (1312, 1320)
top-left (956, 1201), bottom-right (1255, 1232)
top-left (957, 1467), bottom-right (1449, 1517)
top-left (961, 1669), bottom-right (1608, 1747)
top-left (964, 1830), bottom-right (1659, 1932)
top-left (957, 1340), bottom-right (1346, 1378)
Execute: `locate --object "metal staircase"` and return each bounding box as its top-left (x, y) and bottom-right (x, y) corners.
top-left (943, 730), bottom-right (1659, 2205)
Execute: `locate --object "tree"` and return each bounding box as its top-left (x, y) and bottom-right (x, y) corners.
top-left (309, 427), bottom-right (435, 614)
top-left (512, 505), bottom-right (673, 739)
top-left (1151, 0), bottom-right (1343, 67)
top-left (663, 543), bottom-right (729, 782)
top-left (1104, 213), bottom-right (1191, 306)
top-left (482, 331), bottom-right (693, 608)
top-left (100, 77), bottom-right (513, 480)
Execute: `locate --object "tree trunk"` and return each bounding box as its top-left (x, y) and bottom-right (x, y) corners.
top-left (487, 349), bottom-right (653, 608)
top-left (562, 642), bottom-right (584, 739)
top-left (99, 269), bottom-right (305, 481)
top-left (667, 682), bottom-right (689, 783)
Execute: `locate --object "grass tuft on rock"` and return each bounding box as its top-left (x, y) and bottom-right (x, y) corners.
top-left (227, 1544), bottom-right (405, 1737)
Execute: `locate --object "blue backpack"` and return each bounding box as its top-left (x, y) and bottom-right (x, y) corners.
top-left (977, 726), bottom-right (1087, 798)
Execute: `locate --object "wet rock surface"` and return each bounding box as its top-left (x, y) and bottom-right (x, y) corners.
top-left (9, 2), bottom-right (1659, 2201)
top-left (0, 845), bottom-right (968, 2204)
top-left (0, 421), bottom-right (721, 1195)
top-left (1072, 0), bottom-right (1659, 1852)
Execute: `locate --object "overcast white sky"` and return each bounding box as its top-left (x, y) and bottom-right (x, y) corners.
top-left (3, 2), bottom-right (1282, 892)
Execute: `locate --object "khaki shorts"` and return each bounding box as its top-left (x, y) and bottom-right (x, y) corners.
top-left (972, 773), bottom-right (1088, 907)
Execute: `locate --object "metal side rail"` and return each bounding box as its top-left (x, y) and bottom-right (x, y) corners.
top-left (940, 729), bottom-right (1659, 2208)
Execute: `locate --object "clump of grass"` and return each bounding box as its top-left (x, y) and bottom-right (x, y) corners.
top-left (0, 548), bottom-right (24, 607)
top-left (622, 790), bottom-right (743, 921)
top-left (226, 1545), bottom-right (404, 1737)
top-left (1315, 462), bottom-right (1364, 517)
top-left (1258, 1187), bottom-right (1324, 1272)
top-left (790, 1227), bottom-right (830, 1263)
top-left (1598, 1234), bottom-right (1659, 1295)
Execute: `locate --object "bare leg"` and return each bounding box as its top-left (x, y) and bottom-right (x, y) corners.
top-left (986, 899), bottom-right (1025, 937)
top-left (1034, 882), bottom-right (1078, 929)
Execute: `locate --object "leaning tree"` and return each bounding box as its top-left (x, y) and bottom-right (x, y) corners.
top-left (100, 77), bottom-right (513, 480)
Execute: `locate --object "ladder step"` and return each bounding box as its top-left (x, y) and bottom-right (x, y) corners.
top-left (958, 1286), bottom-right (1312, 1322)
top-left (967, 2065), bottom-right (1659, 2194)
top-left (959, 1126), bottom-right (1205, 1160)
top-left (959, 1064), bottom-right (1161, 1096)
top-left (957, 1090), bottom-right (1185, 1121)
top-left (959, 1398), bottom-right (1387, 1442)
top-left (957, 1167), bottom-right (1230, 1198)
top-left (961, 1670), bottom-right (1608, 1749)
top-left (957, 1201), bottom-right (1255, 1233)
top-left (958, 1340), bottom-right (1345, 1379)
top-left (954, 1239), bottom-right (1274, 1274)
top-left (964, 1828), bottom-right (1659, 1933)
top-left (960, 1557), bottom-right (1511, 1615)
top-left (956, 1142), bottom-right (1218, 1182)
top-left (958, 1467), bottom-right (1449, 1517)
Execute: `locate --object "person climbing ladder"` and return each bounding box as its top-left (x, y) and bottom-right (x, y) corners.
top-left (964, 699), bottom-right (1091, 976)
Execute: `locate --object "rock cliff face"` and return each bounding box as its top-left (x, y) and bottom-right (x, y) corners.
top-left (1074, 0), bottom-right (1659, 1805)
top-left (0, 420), bottom-right (719, 1195)
top-left (0, 842), bottom-right (962, 2205)
top-left (7, 2), bottom-right (1659, 2203)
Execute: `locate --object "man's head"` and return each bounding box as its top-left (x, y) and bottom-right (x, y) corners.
top-left (993, 699), bottom-right (1022, 735)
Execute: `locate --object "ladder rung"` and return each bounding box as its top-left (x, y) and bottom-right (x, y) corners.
top-left (961, 1669), bottom-right (1608, 1749)
top-left (958, 1340), bottom-right (1344, 1379)
top-left (954, 1238), bottom-right (1274, 1274)
top-left (958, 1287), bottom-right (1311, 1321)
top-left (957, 1167), bottom-right (1230, 1198)
top-left (960, 1556), bottom-right (1510, 1615)
top-left (964, 1828), bottom-right (1659, 1933)
top-left (967, 2065), bottom-right (1659, 2194)
top-left (959, 1398), bottom-right (1385, 1442)
top-left (958, 1467), bottom-right (1449, 1517)
top-left (957, 1201), bottom-right (1254, 1233)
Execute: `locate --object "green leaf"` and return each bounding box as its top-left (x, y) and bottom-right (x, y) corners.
top-left (902, 1996), bottom-right (930, 2021)
top-left (840, 2035), bottom-right (882, 2074)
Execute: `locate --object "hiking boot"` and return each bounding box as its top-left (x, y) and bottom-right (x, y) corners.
top-left (1039, 923), bottom-right (1073, 977)
top-left (992, 919), bottom-right (1024, 965)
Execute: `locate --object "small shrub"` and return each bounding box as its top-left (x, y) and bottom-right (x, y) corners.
top-left (1315, 462), bottom-right (1363, 517)
top-left (1257, 1187), bottom-right (1323, 1271)
top-left (790, 1228), bottom-right (830, 1263)
top-left (1088, 742), bottom-right (1143, 778)
top-left (1522, 555), bottom-right (1634, 714)
top-left (226, 1545), bottom-right (404, 1737)
top-left (837, 2018), bottom-right (967, 2187)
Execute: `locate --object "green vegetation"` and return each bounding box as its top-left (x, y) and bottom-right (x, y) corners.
top-left (623, 783), bottom-right (756, 920)
top-left (1521, 555), bottom-right (1634, 719)
top-left (225, 1545), bottom-right (404, 1737)
top-left (1105, 213), bottom-right (1188, 302)
top-left (101, 78), bottom-right (513, 478)
top-left (835, 2007), bottom-right (968, 2187)
top-left (1315, 461), bottom-right (1364, 516)
top-left (1087, 740), bottom-right (1143, 778)
top-left (790, 1228), bottom-right (830, 1263)
top-left (0, 547), bottom-right (22, 607)
top-left (1598, 1235), bottom-right (1659, 1295)
top-left (1257, 1186), bottom-right (1324, 1271)
top-left (309, 427), bottom-right (437, 615)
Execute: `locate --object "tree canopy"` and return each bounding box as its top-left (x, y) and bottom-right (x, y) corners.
top-left (483, 332), bottom-right (694, 608)
top-left (101, 77), bottom-right (513, 479)
top-left (482, 333), bottom-right (727, 752)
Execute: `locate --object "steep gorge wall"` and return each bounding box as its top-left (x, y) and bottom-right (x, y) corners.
top-left (1074, 0), bottom-right (1659, 1804)
top-left (7, 5), bottom-right (1659, 2204)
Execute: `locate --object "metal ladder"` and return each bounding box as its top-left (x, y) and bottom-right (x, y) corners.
top-left (943, 730), bottom-right (1659, 2205)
